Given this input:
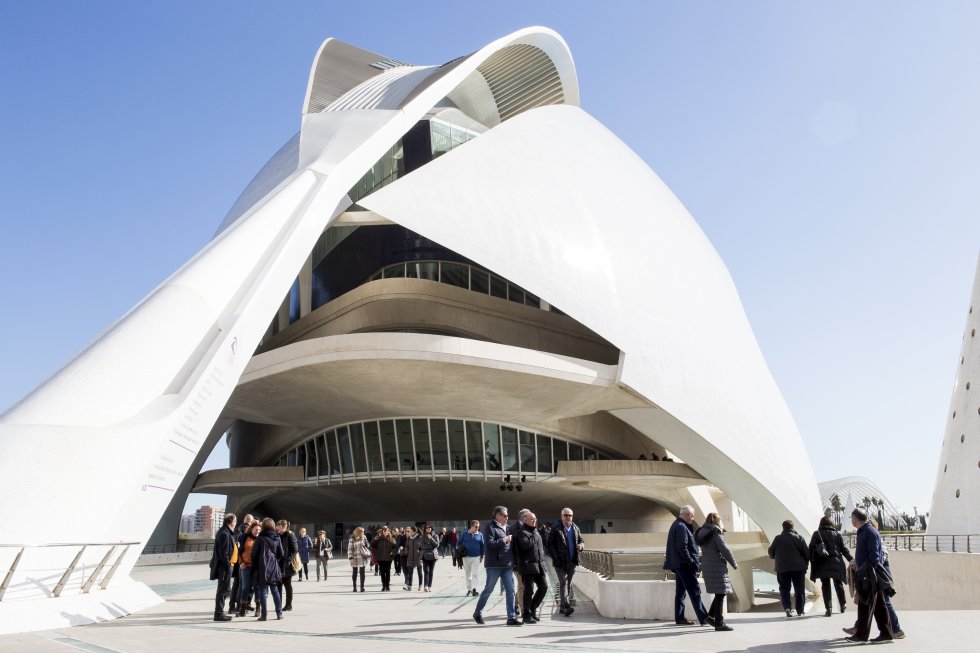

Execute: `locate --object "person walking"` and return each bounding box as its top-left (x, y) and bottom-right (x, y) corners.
top-left (402, 526), bottom-right (423, 591)
top-left (275, 520), bottom-right (298, 611)
top-left (809, 516), bottom-right (852, 616)
top-left (372, 526), bottom-right (396, 591)
top-left (296, 527), bottom-right (313, 582)
top-left (695, 512), bottom-right (737, 632)
top-left (663, 505), bottom-right (710, 626)
top-left (515, 511), bottom-right (548, 624)
top-left (547, 506), bottom-right (584, 617)
top-left (438, 527), bottom-right (450, 557)
top-left (314, 530), bottom-right (332, 581)
top-left (419, 524), bottom-right (440, 592)
top-left (236, 520), bottom-right (262, 617)
top-left (347, 526), bottom-right (371, 592)
top-left (457, 519), bottom-right (484, 595)
top-left (251, 517), bottom-right (284, 621)
top-left (395, 527), bottom-right (407, 578)
top-left (209, 512), bottom-right (238, 621)
top-left (768, 519), bottom-right (810, 617)
top-left (472, 506), bottom-right (520, 626)
top-left (844, 509), bottom-right (894, 643)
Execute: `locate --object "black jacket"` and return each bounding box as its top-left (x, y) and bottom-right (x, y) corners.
top-left (515, 523), bottom-right (547, 576)
top-left (809, 524), bottom-right (852, 582)
top-left (278, 529), bottom-right (298, 578)
top-left (252, 528), bottom-right (285, 586)
top-left (547, 522), bottom-right (584, 570)
top-left (768, 527), bottom-right (810, 573)
top-left (209, 525), bottom-right (236, 581)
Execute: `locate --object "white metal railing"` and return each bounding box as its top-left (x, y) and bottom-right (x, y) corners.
top-left (841, 533), bottom-right (977, 553)
top-left (0, 542), bottom-right (137, 602)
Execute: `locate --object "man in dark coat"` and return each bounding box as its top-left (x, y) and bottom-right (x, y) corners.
top-left (229, 513), bottom-right (253, 613)
top-left (514, 511), bottom-right (549, 623)
top-left (547, 506), bottom-right (584, 617)
top-left (473, 505), bottom-right (520, 626)
top-left (663, 505), bottom-right (709, 626)
top-left (768, 519), bottom-right (810, 617)
top-left (209, 512), bottom-right (237, 621)
top-left (845, 509), bottom-right (894, 643)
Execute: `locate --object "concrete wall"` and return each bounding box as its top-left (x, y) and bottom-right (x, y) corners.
top-left (888, 551), bottom-right (980, 610)
top-left (136, 551), bottom-right (212, 566)
top-left (573, 568), bottom-right (713, 621)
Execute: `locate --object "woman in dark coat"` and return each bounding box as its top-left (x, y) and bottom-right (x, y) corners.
top-left (372, 526), bottom-right (396, 591)
top-left (418, 524), bottom-right (440, 592)
top-left (809, 516), bottom-right (853, 616)
top-left (276, 520), bottom-right (299, 611)
top-left (251, 518), bottom-right (284, 620)
top-left (695, 512), bottom-right (737, 631)
top-left (402, 527), bottom-right (423, 591)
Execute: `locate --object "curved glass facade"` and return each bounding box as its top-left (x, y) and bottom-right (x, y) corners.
top-left (271, 417), bottom-right (619, 483)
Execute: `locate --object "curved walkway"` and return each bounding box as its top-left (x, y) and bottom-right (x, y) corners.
top-left (0, 559), bottom-right (961, 652)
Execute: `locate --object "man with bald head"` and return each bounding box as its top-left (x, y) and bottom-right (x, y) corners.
top-left (547, 506), bottom-right (584, 616)
top-left (664, 505), bottom-right (710, 626)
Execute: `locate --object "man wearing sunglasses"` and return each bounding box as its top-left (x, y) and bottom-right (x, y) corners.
top-left (473, 505), bottom-right (521, 626)
top-left (547, 507), bottom-right (584, 616)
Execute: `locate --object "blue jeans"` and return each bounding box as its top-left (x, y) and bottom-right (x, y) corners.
top-left (239, 566), bottom-right (253, 607)
top-left (673, 567), bottom-right (708, 622)
top-left (474, 567), bottom-right (516, 620)
top-left (777, 570), bottom-right (805, 614)
top-left (884, 593), bottom-right (901, 631)
top-left (256, 583), bottom-right (282, 617)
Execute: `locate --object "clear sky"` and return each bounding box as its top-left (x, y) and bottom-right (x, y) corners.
top-left (2, 2), bottom-right (978, 521)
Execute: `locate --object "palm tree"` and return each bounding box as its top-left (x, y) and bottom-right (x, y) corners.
top-left (831, 494), bottom-right (844, 528)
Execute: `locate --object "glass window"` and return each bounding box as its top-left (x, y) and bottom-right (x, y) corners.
top-left (448, 420), bottom-right (466, 471)
top-left (431, 121), bottom-right (452, 158)
top-left (440, 262), bottom-right (469, 289)
top-left (383, 263), bottom-right (405, 278)
top-left (350, 423), bottom-right (367, 473)
top-left (502, 426), bottom-right (519, 472)
top-left (412, 419), bottom-right (431, 470)
top-left (569, 443), bottom-right (584, 461)
top-left (396, 419), bottom-right (415, 472)
top-left (519, 431), bottom-right (535, 473)
top-left (483, 423), bottom-right (501, 472)
top-left (288, 278), bottom-right (301, 324)
top-left (296, 446), bottom-right (306, 475)
top-left (326, 431), bottom-right (341, 475)
top-left (305, 442), bottom-right (316, 479)
top-left (470, 269), bottom-right (489, 294)
top-left (525, 292), bottom-right (540, 309)
top-left (490, 276), bottom-right (507, 299)
top-left (407, 261), bottom-right (438, 281)
top-left (552, 439), bottom-right (568, 473)
top-left (365, 421), bottom-right (383, 473)
top-left (536, 435), bottom-right (552, 473)
top-left (585, 448), bottom-right (598, 461)
top-left (508, 284), bottom-right (525, 304)
top-left (287, 448), bottom-right (297, 467)
top-left (338, 426), bottom-right (354, 474)
top-left (380, 420), bottom-right (399, 473)
top-left (450, 124), bottom-right (468, 147)
top-left (431, 418), bottom-right (449, 470)
top-left (466, 421), bottom-right (484, 471)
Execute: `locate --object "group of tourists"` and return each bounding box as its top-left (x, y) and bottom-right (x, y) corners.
top-left (211, 504), bottom-right (905, 643)
top-left (209, 513), bottom-right (331, 622)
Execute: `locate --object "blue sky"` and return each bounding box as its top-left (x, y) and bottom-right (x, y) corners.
top-left (2, 2), bottom-right (978, 520)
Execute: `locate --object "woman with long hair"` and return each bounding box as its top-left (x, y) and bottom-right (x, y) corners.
top-left (236, 521), bottom-right (262, 617)
top-left (810, 516), bottom-right (852, 616)
top-left (402, 526), bottom-right (423, 591)
top-left (419, 523), bottom-right (440, 592)
top-left (695, 512), bottom-right (737, 632)
top-left (347, 526), bottom-right (371, 592)
top-left (251, 517), bottom-right (284, 620)
top-left (275, 519), bottom-right (298, 611)
top-left (372, 526), bottom-right (396, 591)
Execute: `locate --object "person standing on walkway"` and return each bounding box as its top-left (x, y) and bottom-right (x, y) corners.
top-left (314, 530), bottom-right (332, 581)
top-left (402, 526), bottom-right (423, 590)
top-left (209, 512), bottom-right (238, 622)
top-left (547, 506), bottom-right (584, 617)
top-left (457, 519), bottom-right (484, 595)
top-left (252, 517), bottom-right (284, 621)
top-left (844, 509), bottom-right (894, 643)
top-left (768, 519), bottom-right (810, 618)
top-left (695, 512), bottom-right (737, 632)
top-left (296, 527), bottom-right (313, 582)
top-left (275, 520), bottom-right (298, 611)
top-left (809, 516), bottom-right (852, 616)
top-left (347, 526), bottom-right (371, 592)
top-left (473, 505), bottom-right (521, 626)
top-left (236, 521), bottom-right (262, 617)
top-left (395, 527), bottom-right (406, 578)
top-left (372, 526), bottom-right (396, 591)
top-left (419, 524), bottom-right (440, 592)
top-left (438, 527), bottom-right (450, 557)
top-left (515, 511), bottom-right (549, 623)
top-left (664, 505), bottom-right (710, 626)
top-left (230, 513), bottom-right (252, 614)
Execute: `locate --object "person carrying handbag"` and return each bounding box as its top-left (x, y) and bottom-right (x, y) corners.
top-left (347, 527), bottom-right (371, 592)
top-left (314, 530), bottom-right (333, 581)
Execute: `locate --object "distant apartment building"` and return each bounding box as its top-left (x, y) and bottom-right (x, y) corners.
top-left (178, 514), bottom-right (196, 535)
top-left (194, 506), bottom-right (224, 538)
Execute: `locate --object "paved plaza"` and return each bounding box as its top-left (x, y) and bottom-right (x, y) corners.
top-left (0, 559), bottom-right (971, 652)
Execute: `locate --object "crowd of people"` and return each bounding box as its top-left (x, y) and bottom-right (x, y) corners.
top-left (210, 504), bottom-right (905, 642)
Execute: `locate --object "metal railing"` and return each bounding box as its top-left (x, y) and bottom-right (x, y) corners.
top-left (579, 550), bottom-right (614, 578)
top-left (0, 542), bottom-right (137, 602)
top-left (141, 541), bottom-right (215, 555)
top-left (841, 533), bottom-right (977, 553)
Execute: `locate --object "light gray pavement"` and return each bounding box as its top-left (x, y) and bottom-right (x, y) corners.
top-left (0, 559), bottom-right (972, 653)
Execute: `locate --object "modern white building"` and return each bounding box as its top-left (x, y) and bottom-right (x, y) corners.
top-left (928, 255), bottom-right (980, 539)
top-left (0, 27), bottom-right (821, 633)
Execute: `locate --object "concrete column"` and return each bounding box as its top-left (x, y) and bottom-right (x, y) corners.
top-left (299, 256), bottom-right (313, 317)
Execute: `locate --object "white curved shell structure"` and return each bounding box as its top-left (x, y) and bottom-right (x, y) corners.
top-left (0, 27), bottom-right (820, 632)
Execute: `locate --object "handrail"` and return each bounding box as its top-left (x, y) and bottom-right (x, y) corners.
top-left (0, 541), bottom-right (140, 602)
top-left (840, 533), bottom-right (976, 553)
top-left (141, 541), bottom-right (214, 554)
